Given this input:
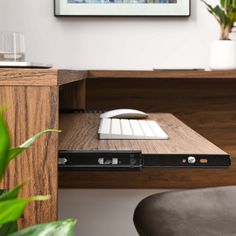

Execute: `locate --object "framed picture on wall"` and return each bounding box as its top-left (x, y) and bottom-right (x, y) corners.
top-left (54, 0), bottom-right (190, 16)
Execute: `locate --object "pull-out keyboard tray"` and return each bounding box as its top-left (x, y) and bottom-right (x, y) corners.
top-left (59, 113), bottom-right (230, 171)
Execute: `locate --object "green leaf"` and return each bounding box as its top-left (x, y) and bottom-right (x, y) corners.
top-left (202, 1), bottom-right (223, 23)
top-left (201, 0), bottom-right (215, 11)
top-left (0, 111), bottom-right (10, 181)
top-left (0, 183), bottom-right (25, 202)
top-left (233, 0), bottom-right (236, 8)
top-left (8, 129), bottom-right (61, 161)
top-left (0, 196), bottom-right (50, 226)
top-left (221, 0), bottom-right (226, 7)
top-left (8, 219), bottom-right (77, 236)
top-left (8, 148), bottom-right (23, 162)
top-left (202, 0), bottom-right (236, 30)
top-left (0, 189), bottom-right (6, 196)
top-left (0, 221), bottom-right (18, 235)
top-left (0, 199), bottom-right (27, 225)
top-left (213, 5), bottom-right (228, 25)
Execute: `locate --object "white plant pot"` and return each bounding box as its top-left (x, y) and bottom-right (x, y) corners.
top-left (209, 40), bottom-right (236, 70)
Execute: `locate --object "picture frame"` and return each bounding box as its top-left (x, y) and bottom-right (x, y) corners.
top-left (54, 0), bottom-right (190, 17)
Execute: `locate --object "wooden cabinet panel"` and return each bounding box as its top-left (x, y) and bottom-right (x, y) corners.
top-left (0, 86), bottom-right (59, 227)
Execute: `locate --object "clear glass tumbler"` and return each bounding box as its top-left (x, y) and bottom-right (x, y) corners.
top-left (0, 32), bottom-right (25, 61)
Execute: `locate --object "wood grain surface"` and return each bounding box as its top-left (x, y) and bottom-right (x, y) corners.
top-left (58, 70), bottom-right (87, 86)
top-left (0, 69), bottom-right (87, 86)
top-left (58, 113), bottom-right (232, 189)
top-left (0, 68), bottom-right (87, 227)
top-left (60, 72), bottom-right (236, 189)
top-left (88, 70), bottom-right (236, 79)
top-left (0, 85), bottom-right (59, 227)
top-left (59, 113), bottom-right (226, 155)
top-left (59, 79), bottom-right (86, 110)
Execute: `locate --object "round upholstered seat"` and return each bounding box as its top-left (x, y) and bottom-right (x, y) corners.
top-left (133, 186), bottom-right (236, 236)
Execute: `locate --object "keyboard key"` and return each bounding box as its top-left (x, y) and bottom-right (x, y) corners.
top-left (138, 120), bottom-right (156, 137)
top-left (121, 119), bottom-right (133, 135)
top-left (148, 120), bottom-right (168, 139)
top-left (98, 118), bottom-right (111, 134)
top-left (129, 119), bottom-right (144, 136)
top-left (111, 118), bottom-right (121, 135)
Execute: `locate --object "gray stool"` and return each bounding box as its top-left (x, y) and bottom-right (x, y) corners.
top-left (133, 186), bottom-right (236, 236)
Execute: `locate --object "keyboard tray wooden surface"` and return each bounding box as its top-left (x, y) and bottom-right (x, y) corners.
top-left (59, 113), bottom-right (226, 155)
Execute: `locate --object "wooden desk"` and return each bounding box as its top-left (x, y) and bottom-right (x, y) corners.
top-left (0, 68), bottom-right (235, 227)
top-left (0, 69), bottom-right (86, 227)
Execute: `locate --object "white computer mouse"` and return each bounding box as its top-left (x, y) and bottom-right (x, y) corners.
top-left (100, 109), bottom-right (148, 119)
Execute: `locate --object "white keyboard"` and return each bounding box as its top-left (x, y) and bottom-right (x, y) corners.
top-left (98, 118), bottom-right (168, 140)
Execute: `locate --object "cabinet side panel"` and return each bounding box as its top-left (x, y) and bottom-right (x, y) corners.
top-left (60, 80), bottom-right (86, 110)
top-left (0, 86), bottom-right (58, 227)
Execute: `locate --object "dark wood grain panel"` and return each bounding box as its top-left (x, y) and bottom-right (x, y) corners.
top-left (60, 79), bottom-right (86, 110)
top-left (86, 78), bottom-right (236, 112)
top-left (59, 167), bottom-right (234, 189)
top-left (58, 70), bottom-right (87, 86)
top-left (0, 85), bottom-right (59, 227)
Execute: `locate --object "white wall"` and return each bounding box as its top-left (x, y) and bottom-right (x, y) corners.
top-left (1, 0), bottom-right (219, 70)
top-left (0, 1), bottom-right (220, 235)
top-left (59, 189), bottom-right (169, 236)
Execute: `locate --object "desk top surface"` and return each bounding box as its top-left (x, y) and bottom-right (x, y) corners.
top-left (59, 113), bottom-right (226, 155)
top-left (1, 69), bottom-right (236, 87)
top-left (0, 69), bottom-right (87, 86)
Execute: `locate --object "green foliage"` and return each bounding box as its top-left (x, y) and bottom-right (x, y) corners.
top-left (0, 199), bottom-right (27, 225)
top-left (0, 111), bottom-right (76, 235)
top-left (202, 0), bottom-right (236, 40)
top-left (8, 129), bottom-right (61, 161)
top-left (0, 183), bottom-right (25, 201)
top-left (8, 219), bottom-right (77, 236)
top-left (0, 110), bottom-right (10, 180)
top-left (0, 222), bottom-right (18, 235)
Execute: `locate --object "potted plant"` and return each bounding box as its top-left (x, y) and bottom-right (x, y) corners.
top-left (0, 110), bottom-right (76, 235)
top-left (202, 0), bottom-right (236, 70)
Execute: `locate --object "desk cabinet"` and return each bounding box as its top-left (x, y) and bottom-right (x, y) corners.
top-left (0, 69), bottom-right (235, 227)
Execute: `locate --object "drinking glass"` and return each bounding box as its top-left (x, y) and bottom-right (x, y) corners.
top-left (0, 32), bottom-right (25, 61)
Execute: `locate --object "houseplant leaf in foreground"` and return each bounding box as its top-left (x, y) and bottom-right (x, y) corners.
top-left (0, 184), bottom-right (24, 235)
top-left (8, 219), bottom-right (77, 236)
top-left (0, 196), bottom-right (49, 226)
top-left (8, 129), bottom-right (61, 161)
top-left (0, 199), bottom-right (27, 225)
top-left (0, 110), bottom-right (10, 180)
top-left (0, 221), bottom-right (17, 235)
top-left (0, 183), bottom-right (25, 201)
top-left (0, 111), bottom-right (76, 235)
